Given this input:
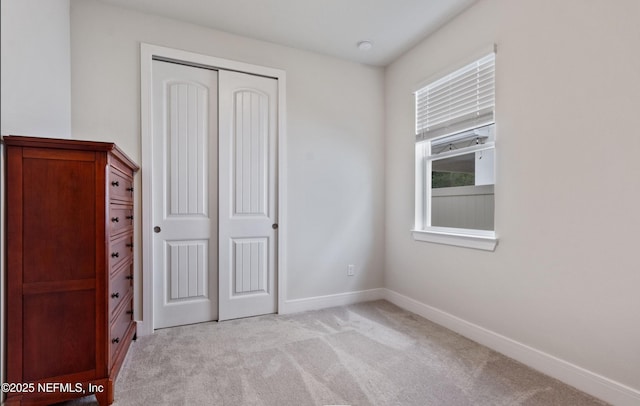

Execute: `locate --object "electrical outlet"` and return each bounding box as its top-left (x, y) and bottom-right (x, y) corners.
top-left (347, 264), bottom-right (355, 276)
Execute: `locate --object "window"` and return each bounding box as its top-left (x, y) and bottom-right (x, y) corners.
top-left (413, 49), bottom-right (498, 251)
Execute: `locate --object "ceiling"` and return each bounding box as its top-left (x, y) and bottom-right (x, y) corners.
top-left (97, 0), bottom-right (477, 66)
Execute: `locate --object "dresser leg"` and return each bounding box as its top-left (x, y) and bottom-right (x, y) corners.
top-left (95, 389), bottom-right (110, 406)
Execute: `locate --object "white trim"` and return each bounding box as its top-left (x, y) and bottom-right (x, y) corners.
top-left (138, 277), bottom-right (640, 405)
top-left (415, 121), bottom-right (497, 250)
top-left (276, 72), bottom-right (288, 318)
top-left (280, 289), bottom-right (385, 314)
top-left (383, 289), bottom-right (640, 406)
top-left (412, 229), bottom-right (498, 251)
top-left (139, 43), bottom-right (287, 335)
top-left (139, 44), bottom-right (153, 337)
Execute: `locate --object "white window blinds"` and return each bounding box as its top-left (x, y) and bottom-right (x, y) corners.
top-left (416, 52), bottom-right (495, 140)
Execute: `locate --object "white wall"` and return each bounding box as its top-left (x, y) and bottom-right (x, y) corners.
top-left (7, 0), bottom-right (638, 401)
top-left (385, 0), bottom-right (640, 394)
top-left (69, 0), bottom-right (386, 317)
top-left (1, 0), bottom-right (72, 389)
top-left (0, 0), bottom-right (71, 138)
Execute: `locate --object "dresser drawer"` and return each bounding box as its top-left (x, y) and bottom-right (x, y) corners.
top-left (109, 167), bottom-right (134, 203)
top-left (109, 233), bottom-right (133, 273)
top-left (109, 263), bottom-right (133, 316)
top-left (109, 204), bottom-right (134, 236)
top-left (109, 295), bottom-right (133, 366)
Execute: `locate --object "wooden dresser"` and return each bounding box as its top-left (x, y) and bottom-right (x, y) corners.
top-left (3, 136), bottom-right (139, 405)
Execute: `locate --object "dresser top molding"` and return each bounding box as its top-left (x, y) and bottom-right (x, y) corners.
top-left (2, 135), bottom-right (139, 172)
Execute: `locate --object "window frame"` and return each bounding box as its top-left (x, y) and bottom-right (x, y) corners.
top-left (412, 47), bottom-right (498, 251)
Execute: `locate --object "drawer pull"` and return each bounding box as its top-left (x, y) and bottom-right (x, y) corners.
top-left (111, 181), bottom-right (120, 187)
top-left (125, 275), bottom-right (133, 280)
top-left (111, 252), bottom-right (120, 258)
top-left (111, 217), bottom-right (119, 223)
top-left (112, 337), bottom-right (120, 344)
top-left (111, 292), bottom-right (120, 299)
top-left (126, 243), bottom-right (134, 248)
top-left (126, 215), bottom-right (134, 220)
top-left (126, 310), bottom-right (134, 315)
top-left (126, 187), bottom-right (134, 192)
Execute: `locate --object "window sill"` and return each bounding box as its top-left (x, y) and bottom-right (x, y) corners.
top-left (412, 229), bottom-right (498, 251)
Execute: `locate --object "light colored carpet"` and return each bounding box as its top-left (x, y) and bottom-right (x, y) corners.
top-left (63, 300), bottom-right (607, 405)
top-left (113, 300), bottom-right (607, 405)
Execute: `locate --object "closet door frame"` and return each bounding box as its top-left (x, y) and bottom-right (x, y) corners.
top-left (139, 43), bottom-right (287, 335)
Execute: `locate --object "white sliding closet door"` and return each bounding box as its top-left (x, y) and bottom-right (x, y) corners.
top-left (152, 60), bottom-right (218, 328)
top-left (218, 70), bottom-right (278, 321)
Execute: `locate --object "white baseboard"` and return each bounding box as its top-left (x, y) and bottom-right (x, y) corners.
top-left (383, 288), bottom-right (640, 406)
top-left (280, 288), bottom-right (385, 314)
top-left (135, 289), bottom-right (385, 335)
top-left (136, 285), bottom-right (639, 405)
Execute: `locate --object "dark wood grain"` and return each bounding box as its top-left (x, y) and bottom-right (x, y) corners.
top-left (23, 290), bottom-right (97, 381)
top-left (22, 154), bottom-right (96, 282)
